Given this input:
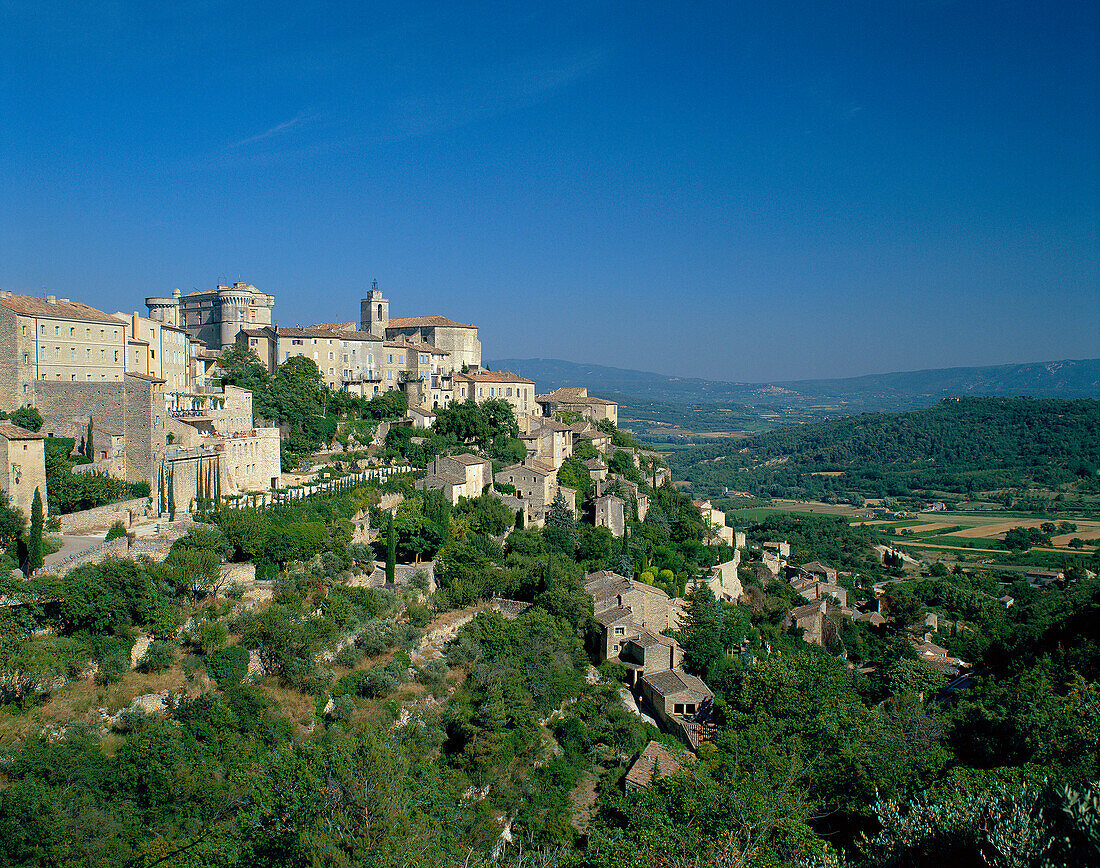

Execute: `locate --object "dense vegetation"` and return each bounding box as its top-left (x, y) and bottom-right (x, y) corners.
top-left (44, 437), bottom-right (150, 516)
top-left (667, 397), bottom-right (1100, 506)
top-left (1, 414), bottom-right (1097, 867)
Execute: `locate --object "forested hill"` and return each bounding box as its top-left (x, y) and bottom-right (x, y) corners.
top-left (665, 397), bottom-right (1100, 500)
top-left (487, 357), bottom-right (1100, 412)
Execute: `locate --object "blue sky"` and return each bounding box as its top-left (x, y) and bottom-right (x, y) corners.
top-left (1, 1), bottom-right (1096, 382)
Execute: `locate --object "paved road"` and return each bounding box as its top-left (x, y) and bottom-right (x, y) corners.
top-left (42, 534), bottom-right (104, 571)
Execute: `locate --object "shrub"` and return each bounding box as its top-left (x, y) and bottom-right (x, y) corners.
top-left (226, 582), bottom-right (245, 600)
top-left (105, 521), bottom-right (128, 542)
top-left (416, 658), bottom-right (448, 688)
top-left (139, 640), bottom-right (175, 673)
top-left (405, 601), bottom-right (432, 629)
top-left (206, 645), bottom-right (250, 688)
top-left (333, 644), bottom-right (359, 668)
top-left (95, 651), bottom-right (129, 685)
top-left (333, 693), bottom-right (355, 724)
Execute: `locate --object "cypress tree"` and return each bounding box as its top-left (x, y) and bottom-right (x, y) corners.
top-left (28, 488), bottom-right (44, 571)
top-left (168, 467), bottom-right (176, 521)
top-left (85, 417), bottom-right (94, 460)
top-left (386, 511), bottom-right (396, 585)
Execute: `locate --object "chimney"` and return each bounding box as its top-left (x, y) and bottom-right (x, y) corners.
top-left (58, 298), bottom-right (69, 304)
top-left (45, 294), bottom-right (56, 304)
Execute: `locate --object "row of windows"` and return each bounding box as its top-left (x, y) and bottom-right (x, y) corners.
top-left (37, 372), bottom-right (119, 381)
top-left (476, 386), bottom-right (529, 399)
top-left (25, 324), bottom-right (120, 340)
top-left (29, 347), bottom-right (121, 363)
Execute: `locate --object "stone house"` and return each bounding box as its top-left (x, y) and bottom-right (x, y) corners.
top-left (800, 561), bottom-right (838, 583)
top-left (696, 556), bottom-right (743, 603)
top-left (618, 629), bottom-right (683, 685)
top-left (454, 371), bottom-right (536, 417)
top-left (640, 669), bottom-right (714, 736)
top-left (418, 454), bottom-right (493, 505)
top-left (790, 574), bottom-right (848, 608)
top-left (583, 457), bottom-right (608, 480)
top-left (494, 459), bottom-right (559, 524)
top-left (594, 494), bottom-right (626, 538)
top-left (519, 416), bottom-right (574, 468)
top-left (0, 424), bottom-right (47, 519)
top-left (535, 386), bottom-right (618, 426)
top-left (787, 599), bottom-right (827, 646)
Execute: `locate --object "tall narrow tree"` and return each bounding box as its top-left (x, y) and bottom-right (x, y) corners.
top-left (85, 416), bottom-right (94, 460)
top-left (28, 488), bottom-right (44, 571)
top-left (386, 511), bottom-right (396, 585)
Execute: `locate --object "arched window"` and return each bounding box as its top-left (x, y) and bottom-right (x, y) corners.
top-left (377, 303), bottom-right (383, 321)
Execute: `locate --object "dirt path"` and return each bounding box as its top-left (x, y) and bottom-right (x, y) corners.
top-left (570, 772), bottom-right (600, 833)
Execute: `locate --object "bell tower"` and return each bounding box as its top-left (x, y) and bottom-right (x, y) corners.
top-left (360, 279), bottom-right (389, 338)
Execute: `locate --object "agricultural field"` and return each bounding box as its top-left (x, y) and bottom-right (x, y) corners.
top-left (852, 512), bottom-right (1100, 557)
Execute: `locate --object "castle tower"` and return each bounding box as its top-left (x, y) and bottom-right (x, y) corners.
top-left (146, 287), bottom-right (181, 327)
top-left (360, 280), bottom-right (389, 338)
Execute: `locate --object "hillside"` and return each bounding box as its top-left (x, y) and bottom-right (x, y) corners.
top-left (487, 357), bottom-right (1100, 413)
top-left (665, 396), bottom-right (1100, 503)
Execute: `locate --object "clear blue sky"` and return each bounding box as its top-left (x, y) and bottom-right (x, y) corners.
top-left (1, 1), bottom-right (1096, 382)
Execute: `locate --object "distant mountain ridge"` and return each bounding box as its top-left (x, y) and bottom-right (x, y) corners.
top-left (486, 357), bottom-right (1100, 412)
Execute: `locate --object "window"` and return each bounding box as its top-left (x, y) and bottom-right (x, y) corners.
top-left (70, 348), bottom-right (74, 360)
top-left (328, 368), bottom-right (333, 375)
top-left (398, 354), bottom-right (404, 364)
top-left (614, 627), bottom-right (625, 636)
top-left (54, 325), bottom-right (59, 335)
top-left (54, 347), bottom-right (59, 359)
top-left (674, 703), bottom-right (684, 715)
top-left (114, 350), bottom-right (118, 362)
top-left (387, 354), bottom-right (393, 364)
top-left (328, 352), bottom-right (333, 360)
top-left (386, 371), bottom-right (393, 380)
top-left (40, 325), bottom-right (44, 334)
top-left (507, 388), bottom-right (512, 396)
top-left (22, 353), bottom-right (28, 365)
top-left (86, 348), bottom-right (90, 360)
top-left (70, 327), bottom-right (74, 336)
top-left (21, 325), bottom-right (26, 336)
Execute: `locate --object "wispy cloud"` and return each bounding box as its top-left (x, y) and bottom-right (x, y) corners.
top-left (226, 113), bottom-right (316, 150)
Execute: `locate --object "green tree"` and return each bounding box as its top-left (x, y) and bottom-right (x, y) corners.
top-left (85, 417), bottom-right (93, 460)
top-left (544, 491), bottom-right (579, 556)
top-left (386, 511), bottom-right (396, 584)
top-left (27, 488), bottom-right (43, 572)
top-left (8, 407), bottom-right (43, 432)
top-left (680, 582), bottom-right (724, 676)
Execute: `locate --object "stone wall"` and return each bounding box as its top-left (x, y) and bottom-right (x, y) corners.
top-left (0, 305), bottom-right (21, 409)
top-left (57, 496), bottom-right (150, 533)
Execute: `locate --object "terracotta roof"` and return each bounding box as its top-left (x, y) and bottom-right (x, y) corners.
top-left (629, 629), bottom-right (677, 649)
top-left (0, 294), bottom-right (122, 324)
top-left (625, 741), bottom-right (693, 789)
top-left (387, 315), bottom-right (477, 329)
top-left (408, 407), bottom-right (434, 417)
top-left (584, 458), bottom-right (607, 470)
top-left (313, 322), bottom-right (357, 331)
top-left (0, 423), bottom-right (45, 440)
top-left (455, 371), bottom-right (534, 385)
top-left (272, 325), bottom-right (369, 340)
top-left (642, 669), bottom-right (713, 699)
top-left (125, 372), bottom-right (166, 383)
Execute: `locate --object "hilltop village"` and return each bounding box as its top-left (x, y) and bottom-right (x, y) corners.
top-left (0, 281), bottom-right (1095, 868)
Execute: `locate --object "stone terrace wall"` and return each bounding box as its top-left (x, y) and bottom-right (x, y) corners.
top-left (58, 497), bottom-right (150, 533)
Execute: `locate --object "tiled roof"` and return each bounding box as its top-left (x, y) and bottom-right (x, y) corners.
top-left (388, 315), bottom-right (477, 329)
top-left (455, 371), bottom-right (534, 384)
top-left (451, 453), bottom-right (489, 465)
top-left (594, 606), bottom-right (634, 626)
top-left (125, 372), bottom-right (166, 383)
top-left (523, 460), bottom-right (556, 475)
top-left (537, 387), bottom-right (587, 401)
top-left (625, 741), bottom-right (693, 789)
top-left (0, 424), bottom-right (45, 440)
top-left (272, 325), bottom-right (368, 340)
top-left (0, 294), bottom-right (122, 324)
top-left (642, 669), bottom-right (713, 699)
top-left (313, 322), bottom-right (357, 331)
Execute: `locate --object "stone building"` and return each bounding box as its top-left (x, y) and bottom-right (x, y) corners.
top-left (639, 669), bottom-right (715, 748)
top-left (114, 312), bottom-right (193, 395)
top-left (454, 371), bottom-right (536, 417)
top-left (695, 556), bottom-right (743, 603)
top-left (519, 416), bottom-right (573, 468)
top-left (0, 291), bottom-right (128, 409)
top-left (595, 493), bottom-right (626, 537)
top-left (0, 423), bottom-right (47, 519)
top-left (359, 282), bottom-right (482, 372)
top-left (617, 629), bottom-right (683, 685)
top-left (536, 386), bottom-right (618, 426)
top-left (494, 459), bottom-right (559, 525)
top-left (239, 326), bottom-right (383, 393)
top-left (147, 282), bottom-right (274, 351)
top-left (416, 454), bottom-right (494, 505)
top-left (33, 373), bottom-right (168, 486)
